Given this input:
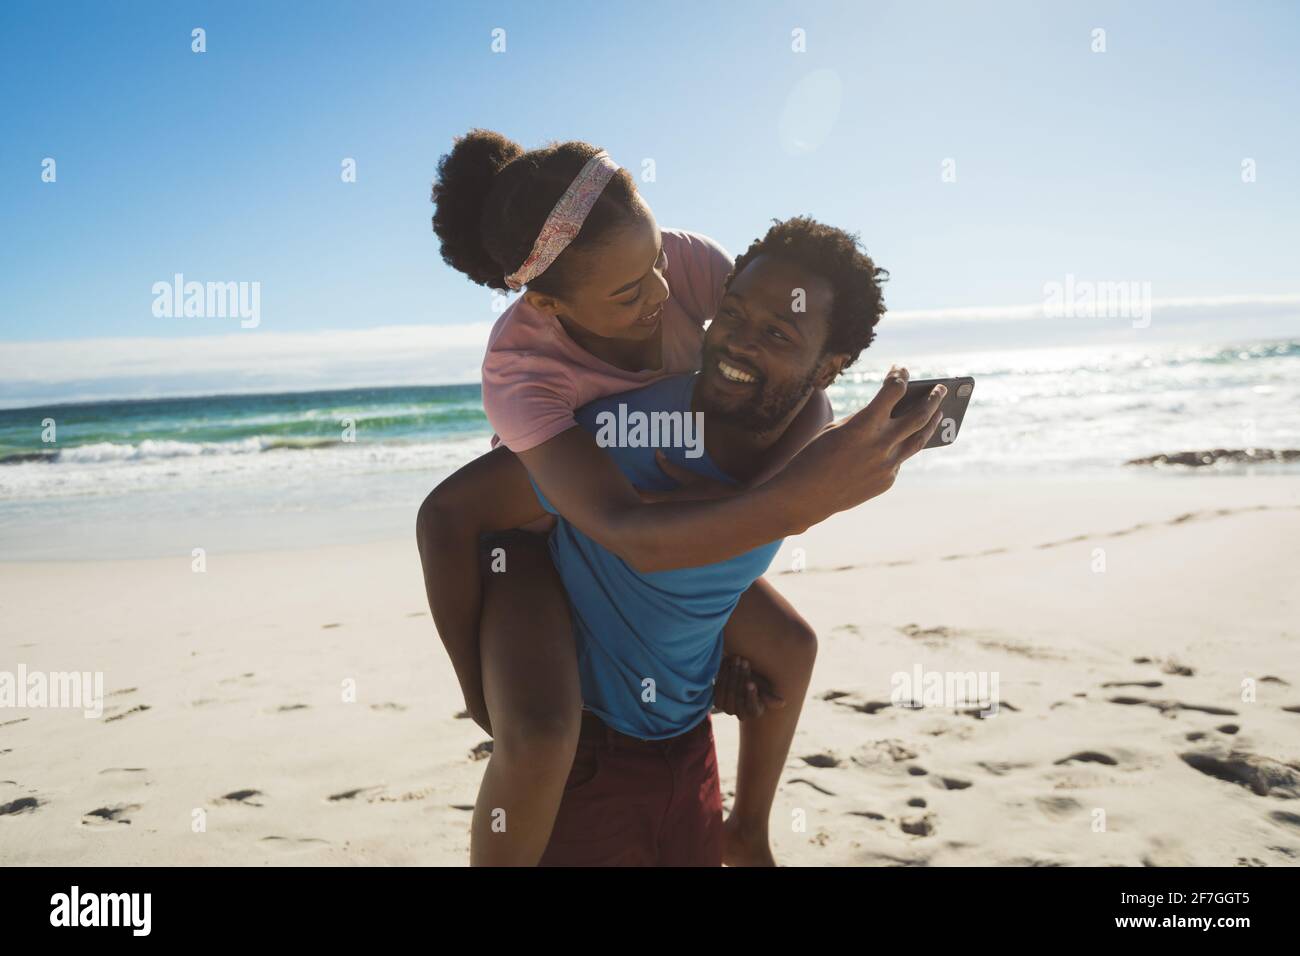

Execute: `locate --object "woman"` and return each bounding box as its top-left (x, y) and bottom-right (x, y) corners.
top-left (419, 130), bottom-right (907, 866)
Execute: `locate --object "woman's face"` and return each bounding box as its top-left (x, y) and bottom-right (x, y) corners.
top-left (524, 202), bottom-right (671, 342)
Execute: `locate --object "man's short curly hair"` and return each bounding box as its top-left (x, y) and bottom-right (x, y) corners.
top-left (725, 216), bottom-right (887, 370)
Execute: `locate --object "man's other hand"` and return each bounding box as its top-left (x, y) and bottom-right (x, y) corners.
top-left (712, 654), bottom-right (785, 720)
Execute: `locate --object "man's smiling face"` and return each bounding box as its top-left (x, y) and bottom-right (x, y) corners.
top-left (696, 253), bottom-right (840, 434)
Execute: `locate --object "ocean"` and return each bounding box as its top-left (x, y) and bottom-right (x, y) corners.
top-left (2, 337), bottom-right (1298, 560)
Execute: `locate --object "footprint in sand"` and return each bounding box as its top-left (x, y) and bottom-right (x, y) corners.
top-left (852, 740), bottom-right (917, 766)
top-left (1109, 696), bottom-right (1236, 716)
top-left (979, 639), bottom-right (1057, 660)
top-left (958, 702), bottom-right (1018, 719)
top-left (900, 813), bottom-right (935, 836)
top-left (862, 850), bottom-right (931, 866)
top-left (217, 789), bottom-right (265, 807)
top-left (260, 836), bottom-right (330, 850)
top-left (907, 797), bottom-right (927, 808)
top-left (82, 804), bottom-right (141, 826)
top-left (931, 776), bottom-right (973, 790)
top-left (978, 760), bottom-right (1033, 776)
top-left (0, 797), bottom-right (42, 815)
top-left (321, 623), bottom-right (341, 629)
top-left (370, 702), bottom-right (407, 712)
top-left (274, 704), bottom-right (309, 712)
top-left (1036, 795), bottom-right (1083, 820)
top-left (373, 787), bottom-right (435, 803)
top-left (899, 623), bottom-right (956, 643)
top-left (835, 699), bottom-right (893, 715)
top-left (104, 705), bottom-right (151, 723)
top-left (1101, 680), bottom-right (1163, 689)
top-left (848, 810), bottom-right (886, 820)
top-left (800, 752), bottom-right (841, 768)
top-left (1054, 751), bottom-right (1119, 766)
top-left (326, 786), bottom-right (385, 802)
top-left (98, 768), bottom-right (148, 775)
top-left (469, 741), bottom-right (493, 761)
top-left (1130, 657), bottom-right (1195, 677)
top-left (1006, 857), bottom-right (1066, 868)
top-left (1180, 751), bottom-right (1300, 798)
top-left (1217, 724), bottom-right (1240, 735)
top-left (819, 690), bottom-right (852, 702)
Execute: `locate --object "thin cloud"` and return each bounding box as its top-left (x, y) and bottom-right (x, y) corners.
top-left (2, 293), bottom-right (1298, 408)
top-left (889, 292), bottom-right (1300, 323)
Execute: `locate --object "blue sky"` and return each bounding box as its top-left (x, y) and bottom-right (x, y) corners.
top-left (1, 0), bottom-right (1298, 402)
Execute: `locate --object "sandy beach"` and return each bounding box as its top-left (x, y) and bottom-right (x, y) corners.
top-left (2, 471), bottom-right (1298, 866)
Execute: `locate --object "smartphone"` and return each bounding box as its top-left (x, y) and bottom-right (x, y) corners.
top-left (889, 376), bottom-right (975, 449)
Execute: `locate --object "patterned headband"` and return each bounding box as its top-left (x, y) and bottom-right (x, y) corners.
top-left (503, 150), bottom-right (621, 291)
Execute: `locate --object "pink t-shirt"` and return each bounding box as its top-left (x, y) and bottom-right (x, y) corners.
top-left (481, 229), bottom-right (733, 452)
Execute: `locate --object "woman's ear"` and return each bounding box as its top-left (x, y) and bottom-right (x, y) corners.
top-left (815, 353), bottom-right (850, 390)
top-left (523, 289), bottom-right (562, 317)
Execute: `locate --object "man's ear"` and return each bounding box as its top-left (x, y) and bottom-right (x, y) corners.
top-left (814, 353), bottom-right (850, 390)
top-left (522, 289), bottom-right (563, 317)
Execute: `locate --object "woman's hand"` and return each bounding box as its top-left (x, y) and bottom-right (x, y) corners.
top-left (634, 450), bottom-right (738, 503)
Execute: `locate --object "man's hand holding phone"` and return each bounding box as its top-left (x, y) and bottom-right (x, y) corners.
top-left (768, 366), bottom-right (947, 528)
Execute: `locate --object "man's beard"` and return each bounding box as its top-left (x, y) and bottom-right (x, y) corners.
top-left (701, 363), bottom-right (820, 435)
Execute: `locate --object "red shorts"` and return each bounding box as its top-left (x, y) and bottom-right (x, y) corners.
top-left (539, 711), bottom-right (723, 867)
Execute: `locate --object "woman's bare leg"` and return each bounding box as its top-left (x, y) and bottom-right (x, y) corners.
top-left (470, 534), bottom-right (582, 866)
top-left (721, 577), bottom-right (818, 866)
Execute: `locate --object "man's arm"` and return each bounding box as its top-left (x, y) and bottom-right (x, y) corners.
top-left (518, 371), bottom-right (946, 574)
top-left (416, 446), bottom-right (548, 731)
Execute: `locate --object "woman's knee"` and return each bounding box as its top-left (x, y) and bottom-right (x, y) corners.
top-left (415, 484), bottom-right (450, 554)
top-left (779, 613), bottom-right (818, 671)
top-left (490, 702), bottom-right (582, 770)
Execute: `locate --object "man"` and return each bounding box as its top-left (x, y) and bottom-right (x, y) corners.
top-left (430, 218), bottom-right (944, 865)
